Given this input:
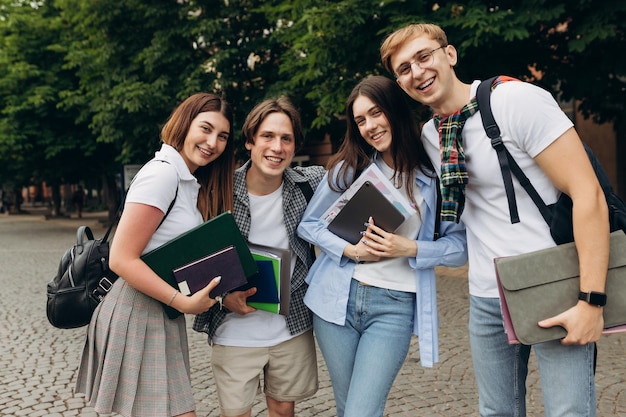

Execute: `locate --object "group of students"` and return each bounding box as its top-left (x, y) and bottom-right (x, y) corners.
top-left (75, 22), bottom-right (610, 417)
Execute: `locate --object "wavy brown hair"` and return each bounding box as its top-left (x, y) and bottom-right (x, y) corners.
top-left (241, 96), bottom-right (305, 152)
top-left (327, 75), bottom-right (435, 207)
top-left (160, 93), bottom-right (235, 220)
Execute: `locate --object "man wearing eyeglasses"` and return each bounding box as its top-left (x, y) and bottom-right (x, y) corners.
top-left (380, 23), bottom-right (608, 417)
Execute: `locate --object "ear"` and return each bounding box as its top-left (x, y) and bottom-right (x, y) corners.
top-left (244, 141), bottom-right (252, 151)
top-left (444, 45), bottom-right (458, 67)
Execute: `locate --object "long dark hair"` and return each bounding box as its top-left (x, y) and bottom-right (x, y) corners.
top-left (327, 75), bottom-right (435, 206)
top-left (161, 93), bottom-right (235, 220)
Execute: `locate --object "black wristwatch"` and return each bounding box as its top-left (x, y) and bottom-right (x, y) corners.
top-left (578, 291), bottom-right (607, 307)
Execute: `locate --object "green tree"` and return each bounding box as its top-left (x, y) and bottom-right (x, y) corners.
top-left (185, 0), bottom-right (288, 159)
top-left (56, 0), bottom-right (223, 216)
top-left (1, 0), bottom-right (624, 212)
top-left (260, 0), bottom-right (401, 139)
top-left (429, 1), bottom-right (626, 126)
top-left (261, 0), bottom-right (625, 134)
top-left (0, 0), bottom-right (101, 214)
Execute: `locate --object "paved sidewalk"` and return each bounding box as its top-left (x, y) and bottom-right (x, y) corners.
top-left (0, 210), bottom-right (624, 416)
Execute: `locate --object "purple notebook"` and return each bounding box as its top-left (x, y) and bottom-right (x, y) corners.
top-left (172, 245), bottom-right (248, 299)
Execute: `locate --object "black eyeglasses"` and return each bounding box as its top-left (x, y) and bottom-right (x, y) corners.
top-left (395, 46), bottom-right (446, 79)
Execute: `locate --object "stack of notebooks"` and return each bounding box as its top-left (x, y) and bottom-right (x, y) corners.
top-left (142, 211), bottom-right (290, 318)
top-left (172, 245), bottom-right (248, 300)
top-left (239, 243), bottom-right (291, 316)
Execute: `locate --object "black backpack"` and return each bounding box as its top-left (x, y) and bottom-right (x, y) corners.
top-left (46, 162), bottom-right (177, 329)
top-left (476, 76), bottom-right (626, 244)
top-left (46, 224), bottom-right (118, 328)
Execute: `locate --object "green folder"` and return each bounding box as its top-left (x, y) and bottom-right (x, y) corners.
top-left (142, 211), bottom-right (258, 319)
top-left (245, 243), bottom-right (291, 316)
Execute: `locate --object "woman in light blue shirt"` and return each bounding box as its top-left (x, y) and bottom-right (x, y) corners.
top-left (297, 75), bottom-right (467, 417)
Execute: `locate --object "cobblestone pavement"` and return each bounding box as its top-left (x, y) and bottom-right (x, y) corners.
top-left (0, 210), bottom-right (625, 416)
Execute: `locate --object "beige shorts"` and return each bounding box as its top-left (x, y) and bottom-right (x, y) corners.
top-left (211, 329), bottom-right (319, 417)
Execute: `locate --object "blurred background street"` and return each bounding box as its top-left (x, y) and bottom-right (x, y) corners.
top-left (0, 208), bottom-right (624, 416)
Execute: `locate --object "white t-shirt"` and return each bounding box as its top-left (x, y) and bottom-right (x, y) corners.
top-left (212, 184), bottom-right (296, 347)
top-left (422, 80), bottom-right (573, 297)
top-left (125, 144), bottom-right (203, 254)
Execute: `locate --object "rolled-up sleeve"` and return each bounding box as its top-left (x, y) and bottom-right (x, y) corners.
top-left (412, 220), bottom-right (467, 270)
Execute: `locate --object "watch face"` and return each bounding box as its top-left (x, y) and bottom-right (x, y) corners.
top-left (579, 291), bottom-right (608, 306)
top-left (589, 292), bottom-right (607, 306)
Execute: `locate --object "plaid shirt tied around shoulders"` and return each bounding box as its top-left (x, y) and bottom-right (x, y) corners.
top-left (433, 75), bottom-right (517, 223)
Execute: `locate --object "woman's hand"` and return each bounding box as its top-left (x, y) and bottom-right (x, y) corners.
top-left (172, 276), bottom-right (222, 314)
top-left (361, 217), bottom-right (417, 259)
top-left (351, 238), bottom-right (380, 263)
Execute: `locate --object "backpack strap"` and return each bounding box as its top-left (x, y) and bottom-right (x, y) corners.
top-left (434, 176), bottom-right (442, 240)
top-left (476, 77), bottom-right (553, 225)
top-left (103, 160), bottom-right (178, 243)
top-left (296, 180), bottom-right (314, 204)
top-left (101, 201), bottom-right (124, 244)
top-left (157, 184), bottom-right (178, 229)
top-left (296, 180), bottom-right (317, 261)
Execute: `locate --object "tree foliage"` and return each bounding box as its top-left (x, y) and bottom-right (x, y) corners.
top-left (0, 0), bottom-right (94, 187)
top-left (56, 0), bottom-right (207, 165)
top-left (433, 0), bottom-right (626, 125)
top-left (0, 0), bottom-right (624, 207)
top-left (262, 0), bottom-right (626, 128)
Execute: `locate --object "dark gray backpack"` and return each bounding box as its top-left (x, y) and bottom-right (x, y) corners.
top-left (476, 76), bottom-right (626, 244)
top-left (47, 161), bottom-right (178, 328)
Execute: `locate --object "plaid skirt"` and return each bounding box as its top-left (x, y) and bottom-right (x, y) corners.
top-left (75, 278), bottom-right (195, 417)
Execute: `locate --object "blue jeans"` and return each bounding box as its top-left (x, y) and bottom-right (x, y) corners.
top-left (469, 295), bottom-right (596, 417)
top-left (313, 279), bottom-right (415, 417)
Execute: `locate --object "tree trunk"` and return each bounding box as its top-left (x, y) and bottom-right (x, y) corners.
top-left (103, 174), bottom-right (120, 223)
top-left (50, 183), bottom-right (62, 217)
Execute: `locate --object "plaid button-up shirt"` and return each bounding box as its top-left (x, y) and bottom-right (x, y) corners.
top-left (193, 160), bottom-right (325, 341)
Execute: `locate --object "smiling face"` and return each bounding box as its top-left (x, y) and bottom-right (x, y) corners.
top-left (180, 111), bottom-right (231, 173)
top-left (245, 111), bottom-right (296, 191)
top-left (352, 94), bottom-right (394, 167)
top-left (391, 34), bottom-right (458, 115)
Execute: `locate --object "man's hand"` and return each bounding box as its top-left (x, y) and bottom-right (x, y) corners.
top-left (222, 288), bottom-right (258, 315)
top-left (538, 301), bottom-right (604, 345)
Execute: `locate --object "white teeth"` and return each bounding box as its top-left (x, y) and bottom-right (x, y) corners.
top-left (371, 132), bottom-right (384, 140)
top-left (418, 78), bottom-right (434, 90)
top-left (198, 147), bottom-right (212, 156)
top-left (266, 156), bottom-right (282, 163)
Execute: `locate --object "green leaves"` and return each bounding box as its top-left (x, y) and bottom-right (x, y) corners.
top-left (0, 0), bottom-right (624, 197)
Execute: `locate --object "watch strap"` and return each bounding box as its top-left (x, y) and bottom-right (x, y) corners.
top-left (578, 291), bottom-right (607, 307)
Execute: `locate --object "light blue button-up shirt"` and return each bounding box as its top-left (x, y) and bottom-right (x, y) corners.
top-left (297, 160), bottom-right (467, 367)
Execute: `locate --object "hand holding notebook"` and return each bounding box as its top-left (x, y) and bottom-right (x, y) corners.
top-left (327, 181), bottom-right (406, 244)
top-left (172, 245), bottom-right (248, 299)
top-left (141, 211), bottom-right (258, 319)
top-left (236, 243), bottom-right (291, 315)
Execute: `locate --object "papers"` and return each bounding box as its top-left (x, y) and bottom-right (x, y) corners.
top-left (321, 164), bottom-right (415, 244)
top-left (321, 163), bottom-right (416, 227)
top-left (172, 245), bottom-right (248, 299)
